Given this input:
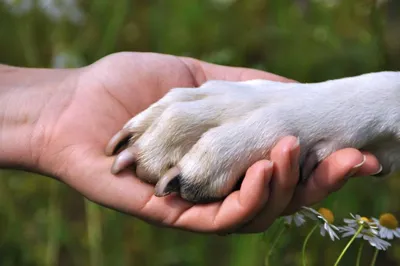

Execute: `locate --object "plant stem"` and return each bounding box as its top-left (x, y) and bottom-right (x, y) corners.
top-left (265, 225), bottom-right (286, 266)
top-left (96, 0), bottom-right (130, 59)
top-left (85, 200), bottom-right (103, 266)
top-left (302, 224), bottom-right (318, 266)
top-left (370, 249), bottom-right (379, 266)
top-left (45, 181), bottom-right (61, 266)
top-left (333, 225), bottom-right (363, 266)
top-left (356, 241), bottom-right (364, 266)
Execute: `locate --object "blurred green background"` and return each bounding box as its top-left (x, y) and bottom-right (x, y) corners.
top-left (0, 0), bottom-right (400, 265)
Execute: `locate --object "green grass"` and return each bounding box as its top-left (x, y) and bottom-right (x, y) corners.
top-left (0, 0), bottom-right (400, 265)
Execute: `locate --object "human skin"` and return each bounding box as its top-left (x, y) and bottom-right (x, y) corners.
top-left (0, 52), bottom-right (381, 234)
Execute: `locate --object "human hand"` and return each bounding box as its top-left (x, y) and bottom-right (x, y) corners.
top-left (0, 52), bottom-right (381, 233)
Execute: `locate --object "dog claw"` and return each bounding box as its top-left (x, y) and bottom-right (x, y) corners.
top-left (105, 128), bottom-right (131, 156)
top-left (111, 146), bottom-right (139, 174)
top-left (155, 167), bottom-right (181, 197)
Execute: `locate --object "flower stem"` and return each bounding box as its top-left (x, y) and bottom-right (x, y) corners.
top-left (356, 241), bottom-right (364, 266)
top-left (302, 224), bottom-right (318, 266)
top-left (265, 225), bottom-right (286, 266)
top-left (333, 225), bottom-right (363, 266)
top-left (370, 249), bottom-right (379, 266)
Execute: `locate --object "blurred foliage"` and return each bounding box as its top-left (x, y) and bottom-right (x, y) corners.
top-left (0, 0), bottom-right (400, 265)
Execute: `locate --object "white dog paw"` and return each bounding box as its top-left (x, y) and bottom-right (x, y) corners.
top-left (106, 72), bottom-right (400, 202)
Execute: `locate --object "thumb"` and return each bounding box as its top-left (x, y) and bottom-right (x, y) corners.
top-left (182, 57), bottom-right (297, 83)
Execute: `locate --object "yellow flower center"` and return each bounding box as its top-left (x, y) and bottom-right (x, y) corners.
top-left (358, 217), bottom-right (378, 229)
top-left (318, 208), bottom-right (334, 224)
top-left (379, 213), bottom-right (399, 230)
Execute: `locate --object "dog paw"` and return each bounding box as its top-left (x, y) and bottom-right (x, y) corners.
top-left (106, 72), bottom-right (400, 202)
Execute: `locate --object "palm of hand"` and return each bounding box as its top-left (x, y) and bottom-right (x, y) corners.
top-left (40, 52), bottom-right (267, 232)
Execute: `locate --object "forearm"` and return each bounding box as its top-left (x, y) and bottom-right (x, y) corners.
top-left (0, 64), bottom-right (76, 172)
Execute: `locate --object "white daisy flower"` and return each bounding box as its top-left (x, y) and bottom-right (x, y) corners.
top-left (343, 213), bottom-right (379, 234)
top-left (283, 212), bottom-right (306, 227)
top-left (339, 214), bottom-right (391, 251)
top-left (372, 213), bottom-right (400, 240)
top-left (363, 234), bottom-right (391, 251)
top-left (301, 207), bottom-right (339, 241)
top-left (339, 225), bottom-right (391, 251)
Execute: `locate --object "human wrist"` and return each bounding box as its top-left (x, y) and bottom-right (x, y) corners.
top-left (0, 65), bottom-right (78, 172)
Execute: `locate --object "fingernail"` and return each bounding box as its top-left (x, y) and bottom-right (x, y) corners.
top-left (263, 161), bottom-right (274, 189)
top-left (290, 137), bottom-right (300, 170)
top-left (265, 161), bottom-right (274, 172)
top-left (345, 155), bottom-right (366, 179)
top-left (371, 164), bottom-right (383, 177)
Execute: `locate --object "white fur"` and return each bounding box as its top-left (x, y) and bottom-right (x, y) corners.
top-left (118, 71), bottom-right (400, 201)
